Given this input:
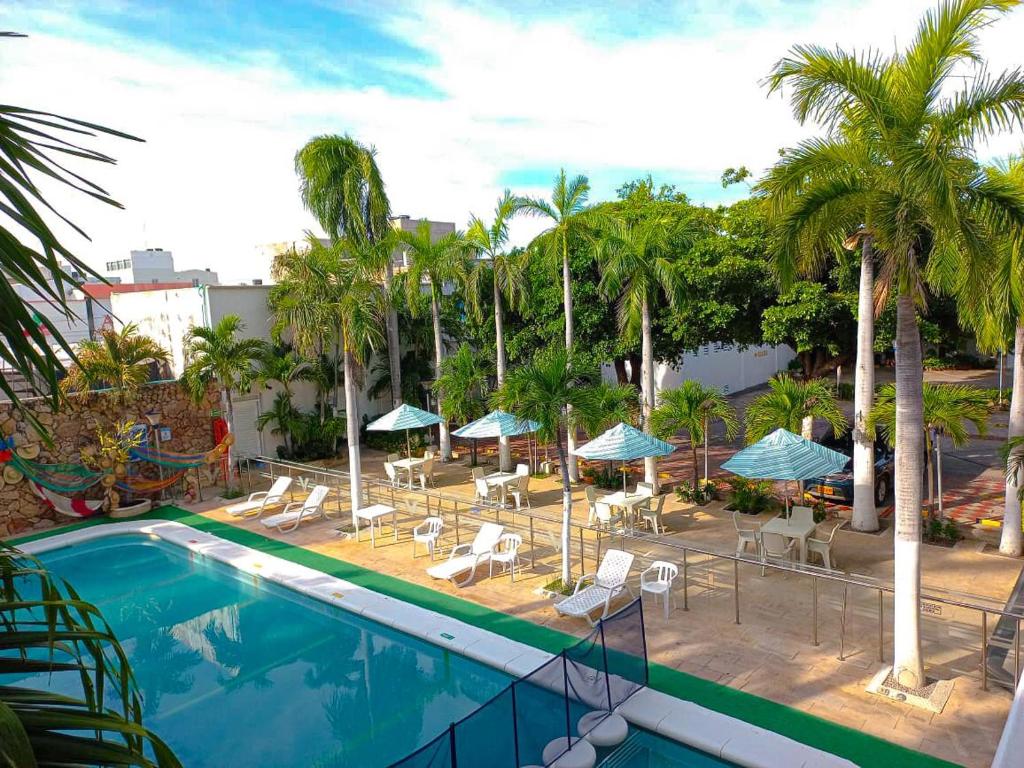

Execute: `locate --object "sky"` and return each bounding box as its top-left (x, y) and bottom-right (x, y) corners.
top-left (2, 0), bottom-right (1023, 284)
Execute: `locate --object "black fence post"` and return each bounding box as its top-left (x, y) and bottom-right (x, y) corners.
top-left (561, 651), bottom-right (571, 753)
top-left (637, 595), bottom-right (650, 686)
top-left (448, 723), bottom-right (457, 768)
top-left (510, 683), bottom-right (521, 767)
top-left (599, 620), bottom-right (612, 711)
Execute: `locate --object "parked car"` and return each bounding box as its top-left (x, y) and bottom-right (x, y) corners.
top-left (806, 430), bottom-right (894, 507)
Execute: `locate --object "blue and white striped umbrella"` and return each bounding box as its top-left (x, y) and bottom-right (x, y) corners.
top-left (721, 428), bottom-right (849, 480)
top-left (365, 403), bottom-right (443, 432)
top-left (573, 423), bottom-right (675, 460)
top-left (365, 403), bottom-right (443, 458)
top-left (452, 410), bottom-right (539, 439)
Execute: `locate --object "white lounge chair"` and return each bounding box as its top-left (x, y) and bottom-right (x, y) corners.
top-left (427, 522), bottom-right (504, 586)
top-left (260, 484), bottom-right (330, 533)
top-left (226, 476), bottom-right (292, 518)
top-left (554, 549), bottom-right (634, 626)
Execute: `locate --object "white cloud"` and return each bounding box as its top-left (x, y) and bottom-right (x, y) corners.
top-left (1, 0), bottom-right (1022, 283)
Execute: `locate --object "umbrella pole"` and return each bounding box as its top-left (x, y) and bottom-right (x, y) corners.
top-left (406, 429), bottom-right (412, 459)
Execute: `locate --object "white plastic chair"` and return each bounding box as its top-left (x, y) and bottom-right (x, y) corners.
top-left (515, 463), bottom-right (529, 476)
top-left (734, 512), bottom-right (760, 557)
top-left (475, 477), bottom-right (500, 504)
top-left (489, 533), bottom-right (522, 581)
top-left (413, 516), bottom-right (443, 559)
top-left (759, 531), bottom-right (796, 576)
top-left (585, 485), bottom-right (619, 528)
top-left (383, 462), bottom-right (399, 487)
top-left (790, 505), bottom-right (815, 528)
top-left (807, 521), bottom-right (841, 571)
top-left (554, 549), bottom-right (634, 626)
top-left (226, 476), bottom-right (292, 518)
top-left (635, 482), bottom-right (655, 498)
top-left (640, 560), bottom-right (678, 619)
top-left (418, 455), bottom-right (435, 489)
top-left (260, 484), bottom-right (330, 533)
top-left (509, 472), bottom-right (531, 510)
top-left (638, 494), bottom-right (666, 534)
top-left (387, 452), bottom-right (400, 463)
top-left (471, 466), bottom-right (485, 481)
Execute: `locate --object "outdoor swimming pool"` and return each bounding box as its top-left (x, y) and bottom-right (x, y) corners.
top-left (13, 531), bottom-right (742, 768)
top-left (24, 534), bottom-right (512, 767)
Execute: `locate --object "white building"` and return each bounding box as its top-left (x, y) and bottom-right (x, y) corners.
top-left (104, 249), bottom-right (219, 286)
top-left (603, 342), bottom-right (797, 396)
top-left (110, 284), bottom-right (389, 459)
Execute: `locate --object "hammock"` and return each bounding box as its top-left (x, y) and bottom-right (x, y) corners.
top-left (117, 469), bottom-right (188, 494)
top-left (31, 482), bottom-right (104, 518)
top-left (10, 455), bottom-right (104, 493)
top-left (129, 435), bottom-right (229, 469)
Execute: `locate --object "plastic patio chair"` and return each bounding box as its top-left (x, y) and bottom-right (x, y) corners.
top-left (640, 560), bottom-right (678, 619)
top-left (759, 531), bottom-right (797, 576)
top-left (418, 455), bottom-right (435, 489)
top-left (384, 462), bottom-right (399, 487)
top-left (638, 494), bottom-right (666, 534)
top-left (489, 533), bottom-right (523, 581)
top-left (509, 472), bottom-right (531, 510)
top-left (807, 521), bottom-right (841, 571)
top-left (734, 512), bottom-right (760, 557)
top-left (412, 516), bottom-right (444, 559)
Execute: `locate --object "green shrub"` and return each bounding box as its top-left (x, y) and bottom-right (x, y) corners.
top-left (676, 478), bottom-right (718, 504)
top-left (726, 477), bottom-right (776, 514)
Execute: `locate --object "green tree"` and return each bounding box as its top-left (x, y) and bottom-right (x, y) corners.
top-left (870, 383), bottom-right (990, 518)
top-left (256, 390), bottom-right (302, 456)
top-left (294, 134), bottom-right (401, 408)
top-left (492, 348), bottom-right (602, 584)
top-left (0, 33), bottom-right (142, 409)
top-left (650, 381), bottom-right (739, 488)
top-left (467, 191), bottom-right (526, 470)
top-left (396, 220), bottom-right (474, 461)
top-left (435, 343), bottom-right (493, 465)
top-left (761, 281), bottom-right (857, 379)
top-left (255, 344), bottom-right (313, 401)
top-left (181, 314), bottom-right (265, 492)
top-left (517, 170), bottom-right (595, 481)
top-left (745, 374), bottom-right (847, 443)
top-left (60, 323), bottom-right (169, 405)
top-left (763, 0), bottom-right (1024, 687)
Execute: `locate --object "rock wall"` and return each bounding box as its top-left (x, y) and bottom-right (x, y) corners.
top-left (0, 382), bottom-right (219, 538)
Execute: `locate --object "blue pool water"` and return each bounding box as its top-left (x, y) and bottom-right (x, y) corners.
top-left (23, 535), bottom-right (512, 768)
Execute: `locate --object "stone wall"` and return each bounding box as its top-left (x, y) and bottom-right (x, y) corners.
top-left (0, 381), bottom-right (219, 538)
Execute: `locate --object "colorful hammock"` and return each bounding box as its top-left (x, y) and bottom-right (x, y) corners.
top-left (117, 469), bottom-right (188, 494)
top-left (31, 482), bottom-right (104, 518)
top-left (129, 436), bottom-right (229, 469)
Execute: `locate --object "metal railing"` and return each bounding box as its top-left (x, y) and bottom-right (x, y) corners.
top-left (239, 455), bottom-right (1024, 693)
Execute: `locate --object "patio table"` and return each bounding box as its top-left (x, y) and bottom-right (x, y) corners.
top-left (597, 491), bottom-right (648, 531)
top-left (354, 503), bottom-right (398, 548)
top-left (485, 471), bottom-right (520, 506)
top-left (392, 456), bottom-right (428, 489)
top-left (761, 514), bottom-right (817, 563)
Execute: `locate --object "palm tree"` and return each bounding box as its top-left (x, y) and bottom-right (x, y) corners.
top-left (0, 545), bottom-right (181, 767)
top-left (517, 170), bottom-right (594, 482)
top-left (870, 383), bottom-right (990, 517)
top-left (181, 314), bottom-right (264, 492)
top-left (257, 390), bottom-right (302, 456)
top-left (396, 220), bottom-right (474, 461)
top-left (467, 190), bottom-right (526, 470)
top-left (651, 381), bottom-right (739, 489)
top-left (295, 134), bottom-right (401, 408)
top-left (596, 213), bottom-right (688, 493)
top-left (434, 343), bottom-right (492, 465)
top-left (763, 0), bottom-right (1024, 688)
top-left (492, 348), bottom-right (602, 585)
top-left (60, 323), bottom-right (169, 404)
top-left (255, 345), bottom-right (312, 400)
top-left (745, 374), bottom-right (847, 443)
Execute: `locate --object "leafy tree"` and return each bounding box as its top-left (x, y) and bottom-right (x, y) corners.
top-left (60, 323), bottom-right (169, 404)
top-left (435, 343), bottom-right (493, 465)
top-left (294, 134), bottom-right (402, 407)
top-left (651, 381), bottom-right (739, 488)
top-left (870, 383), bottom-right (990, 518)
top-left (257, 390), bottom-right (302, 456)
top-left (467, 191), bottom-right (526, 469)
top-left (396, 220), bottom-right (475, 460)
top-left (491, 348), bottom-right (603, 585)
top-left (744, 374), bottom-right (847, 443)
top-left (0, 33), bottom-right (142, 409)
top-left (761, 281), bottom-right (857, 379)
top-left (517, 170), bottom-right (595, 481)
top-left (255, 344), bottom-right (313, 400)
top-left (763, 0), bottom-right (1024, 687)
top-left (181, 315), bottom-right (264, 494)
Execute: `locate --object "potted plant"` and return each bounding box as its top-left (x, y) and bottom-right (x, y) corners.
top-left (81, 420), bottom-right (151, 517)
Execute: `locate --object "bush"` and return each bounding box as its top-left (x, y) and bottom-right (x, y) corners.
top-left (922, 352), bottom-right (994, 370)
top-left (582, 464), bottom-right (625, 490)
top-left (676, 478), bottom-right (718, 504)
top-left (833, 382), bottom-right (855, 401)
top-left (726, 477), bottom-right (776, 514)
top-left (924, 516), bottom-right (962, 545)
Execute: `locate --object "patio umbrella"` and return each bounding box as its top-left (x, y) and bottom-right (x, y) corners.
top-left (721, 428), bottom-right (849, 516)
top-left (365, 403), bottom-right (443, 458)
top-left (572, 422), bottom-right (675, 490)
top-left (452, 410), bottom-right (540, 469)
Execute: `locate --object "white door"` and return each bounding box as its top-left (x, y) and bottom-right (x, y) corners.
top-left (232, 398), bottom-right (263, 458)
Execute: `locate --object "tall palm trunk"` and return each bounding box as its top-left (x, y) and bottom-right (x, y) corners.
top-left (494, 283), bottom-right (511, 471)
top-left (430, 288), bottom-right (451, 460)
top-left (554, 426), bottom-right (573, 585)
top-left (641, 296), bottom-right (658, 493)
top-left (852, 238), bottom-right (879, 531)
top-left (384, 261), bottom-right (402, 408)
top-left (893, 293), bottom-right (925, 689)
top-left (1000, 324), bottom-right (1024, 556)
top-left (343, 343), bottom-right (362, 525)
top-left (223, 386), bottom-right (236, 492)
top-left (562, 241), bottom-right (579, 482)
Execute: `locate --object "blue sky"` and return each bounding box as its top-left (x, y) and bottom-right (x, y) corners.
top-left (2, 1), bottom-right (1021, 281)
